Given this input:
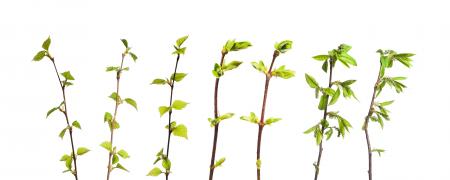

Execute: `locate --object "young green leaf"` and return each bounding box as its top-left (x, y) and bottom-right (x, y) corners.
top-left (72, 121), bottom-right (81, 129)
top-left (77, 147), bottom-right (90, 155)
top-left (176, 35), bottom-right (189, 47)
top-left (124, 98), bottom-right (138, 110)
top-left (265, 117), bottom-right (282, 125)
top-left (106, 66), bottom-right (120, 72)
top-left (147, 167), bottom-right (163, 176)
top-left (117, 149), bottom-right (130, 159)
top-left (151, 78), bottom-right (167, 85)
top-left (274, 40), bottom-right (293, 53)
top-left (104, 112), bottom-right (113, 122)
top-left (240, 112), bottom-right (259, 124)
top-left (129, 52), bottom-right (138, 62)
top-left (42, 36), bottom-right (51, 50)
top-left (162, 158), bottom-right (172, 170)
top-left (46, 107), bottom-right (59, 118)
top-left (329, 88), bottom-right (340, 105)
top-left (115, 163), bottom-right (129, 172)
top-left (100, 141), bottom-right (112, 152)
top-left (318, 95), bottom-right (328, 110)
top-left (59, 127), bottom-right (68, 139)
top-left (171, 73), bottom-right (187, 82)
top-left (231, 41), bottom-right (252, 51)
top-left (371, 149), bottom-right (385, 156)
top-left (172, 100), bottom-right (188, 110)
top-left (61, 71), bottom-right (75, 80)
top-left (33, 51), bottom-right (47, 61)
top-left (112, 154), bottom-right (119, 164)
top-left (272, 65), bottom-right (295, 79)
top-left (159, 106), bottom-right (170, 117)
top-left (213, 157), bottom-right (226, 168)
top-left (251, 61), bottom-right (267, 73)
top-left (313, 55), bottom-right (329, 61)
top-left (305, 73), bottom-right (319, 88)
top-left (304, 124), bottom-right (318, 134)
top-left (121, 39), bottom-right (128, 48)
top-left (222, 61), bottom-right (243, 71)
top-left (173, 124), bottom-right (188, 139)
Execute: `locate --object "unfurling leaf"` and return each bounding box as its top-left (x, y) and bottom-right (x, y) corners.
top-left (251, 61), bottom-right (267, 73)
top-left (173, 124), bottom-right (188, 139)
top-left (147, 167), bottom-right (163, 176)
top-left (274, 40), bottom-right (293, 53)
top-left (172, 100), bottom-right (188, 110)
top-left (176, 35), bottom-right (189, 47)
top-left (272, 65), bottom-right (295, 79)
top-left (124, 98), bottom-right (138, 110)
top-left (240, 112), bottom-right (259, 124)
top-left (213, 157), bottom-right (226, 168)
top-left (77, 147), bottom-right (90, 155)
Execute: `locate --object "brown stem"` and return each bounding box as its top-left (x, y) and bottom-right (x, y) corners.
top-left (363, 63), bottom-right (383, 180)
top-left (165, 54), bottom-right (181, 180)
top-left (209, 52), bottom-right (227, 180)
top-left (50, 57), bottom-right (79, 180)
top-left (106, 53), bottom-right (126, 180)
top-left (256, 51), bottom-right (279, 180)
top-left (313, 59), bottom-right (334, 180)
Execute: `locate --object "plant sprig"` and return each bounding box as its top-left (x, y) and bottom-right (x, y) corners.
top-left (103, 39), bottom-right (138, 180)
top-left (148, 36), bottom-right (189, 179)
top-left (240, 40), bottom-right (295, 180)
top-left (303, 44), bottom-right (357, 180)
top-left (33, 36), bottom-right (90, 179)
top-left (208, 39), bottom-right (251, 180)
top-left (362, 49), bottom-right (414, 180)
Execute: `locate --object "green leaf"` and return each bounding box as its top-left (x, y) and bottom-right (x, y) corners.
top-left (121, 39), bottom-right (128, 48)
top-left (159, 106), bottom-right (170, 117)
top-left (162, 158), bottom-right (171, 170)
top-left (315, 128), bottom-right (323, 145)
top-left (100, 141), bottom-right (112, 152)
top-left (393, 53), bottom-right (414, 68)
top-left (129, 52), bottom-right (138, 62)
top-left (173, 124), bottom-right (188, 139)
top-left (251, 61), bottom-right (267, 73)
top-left (46, 107), bottom-right (59, 118)
top-left (222, 61), bottom-right (243, 71)
top-left (272, 65), bottom-right (295, 79)
top-left (72, 121), bottom-right (81, 129)
top-left (218, 113), bottom-right (234, 121)
top-left (329, 88), bottom-right (340, 105)
top-left (151, 78), bottom-right (167, 85)
top-left (106, 66), bottom-right (120, 72)
top-left (65, 155), bottom-right (73, 169)
top-left (104, 112), bottom-right (113, 122)
top-left (117, 149), bottom-right (130, 159)
top-left (115, 163), bottom-right (129, 172)
top-left (60, 154), bottom-right (71, 161)
top-left (321, 60), bottom-right (328, 73)
top-left (322, 88), bottom-right (335, 96)
top-left (304, 124), bottom-right (318, 134)
top-left (33, 51), bottom-right (47, 61)
top-left (240, 112), bottom-right (259, 124)
top-left (231, 41), bottom-right (252, 51)
top-left (42, 36), bottom-right (51, 50)
top-left (77, 147), bottom-right (90, 155)
top-left (61, 71), bottom-right (75, 80)
top-left (171, 73), bottom-right (187, 82)
top-left (305, 73), bottom-right (319, 88)
top-left (124, 98), bottom-right (138, 110)
top-left (109, 92), bottom-right (120, 102)
top-left (342, 80), bottom-right (356, 86)
top-left (223, 39), bottom-right (235, 52)
top-left (371, 149), bottom-right (385, 156)
top-left (313, 55), bottom-right (329, 61)
top-left (176, 35), bottom-right (189, 47)
top-left (212, 63), bottom-right (223, 78)
top-left (265, 117), bottom-right (281, 125)
top-left (379, 100), bottom-right (394, 106)
top-left (214, 157), bottom-right (226, 168)
top-left (318, 95), bottom-right (328, 110)
top-left (59, 127), bottom-right (68, 139)
top-left (147, 167), bottom-right (163, 176)
top-left (337, 53), bottom-right (357, 67)
top-left (112, 154), bottom-right (119, 164)
top-left (172, 100), bottom-right (188, 110)
top-left (274, 40), bottom-right (293, 53)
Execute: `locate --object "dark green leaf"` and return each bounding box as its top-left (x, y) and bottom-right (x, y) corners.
top-left (121, 39), bottom-right (128, 48)
top-left (129, 52), bottom-right (138, 62)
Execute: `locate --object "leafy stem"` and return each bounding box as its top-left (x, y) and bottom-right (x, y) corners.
top-left (104, 39), bottom-right (137, 180)
top-left (362, 50), bottom-right (414, 180)
top-left (209, 39), bottom-right (251, 180)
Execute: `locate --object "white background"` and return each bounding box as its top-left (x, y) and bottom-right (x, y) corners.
top-left (1, 0), bottom-right (449, 179)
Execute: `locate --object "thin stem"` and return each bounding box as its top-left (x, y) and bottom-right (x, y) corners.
top-left (256, 51), bottom-right (279, 180)
top-left (106, 53), bottom-right (126, 180)
top-left (165, 54), bottom-right (181, 180)
top-left (209, 52), bottom-right (227, 180)
top-left (363, 63), bottom-right (383, 180)
top-left (50, 57), bottom-right (79, 180)
top-left (313, 60), bottom-right (334, 180)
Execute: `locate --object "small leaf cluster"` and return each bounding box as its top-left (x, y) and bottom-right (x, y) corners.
top-left (212, 39), bottom-right (251, 78)
top-left (240, 112), bottom-right (282, 126)
top-left (60, 146), bottom-right (89, 175)
top-left (208, 113), bottom-right (234, 127)
top-left (365, 50), bottom-right (414, 131)
top-left (251, 40), bottom-right (295, 79)
top-left (304, 44), bottom-right (357, 144)
top-left (158, 99), bottom-right (189, 139)
top-left (100, 141), bottom-right (130, 172)
top-left (147, 149), bottom-right (171, 176)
